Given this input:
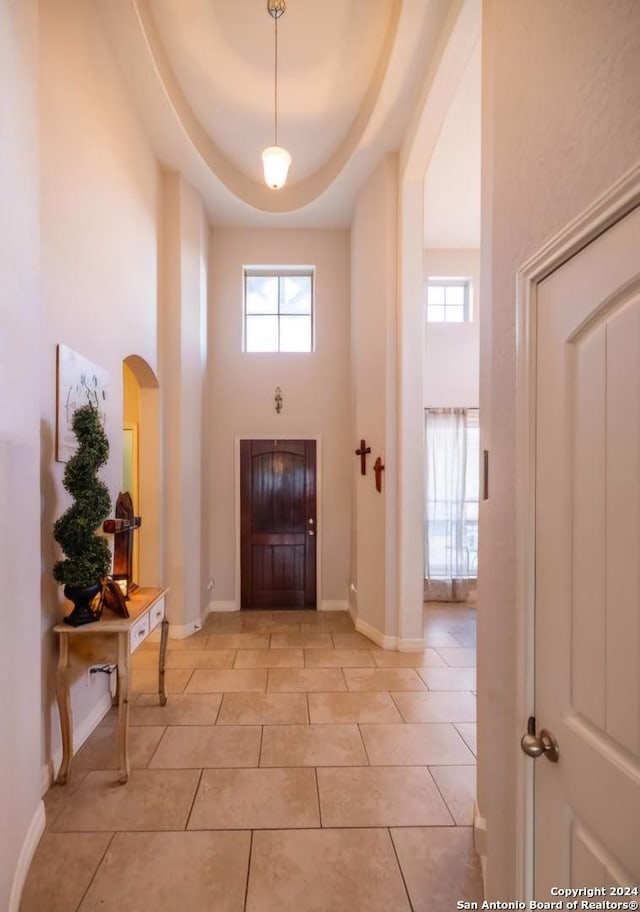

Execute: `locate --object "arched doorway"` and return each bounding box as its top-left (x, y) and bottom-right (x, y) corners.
top-left (122, 355), bottom-right (161, 586)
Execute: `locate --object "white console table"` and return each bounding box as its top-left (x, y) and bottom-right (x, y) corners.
top-left (54, 586), bottom-right (169, 785)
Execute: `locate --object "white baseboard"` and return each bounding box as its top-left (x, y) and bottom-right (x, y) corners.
top-left (42, 690), bottom-right (113, 795)
top-left (348, 584), bottom-right (358, 617)
top-left (398, 637), bottom-right (426, 652)
top-left (473, 801), bottom-right (487, 896)
top-left (146, 621), bottom-right (204, 642)
top-left (168, 620), bottom-right (206, 639)
top-left (354, 617), bottom-right (397, 650)
top-left (207, 600), bottom-right (239, 614)
top-left (8, 800), bottom-right (45, 912)
top-left (319, 600), bottom-right (349, 612)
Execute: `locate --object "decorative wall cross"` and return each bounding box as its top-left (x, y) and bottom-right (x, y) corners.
top-left (355, 439), bottom-right (371, 475)
top-left (373, 456), bottom-right (385, 493)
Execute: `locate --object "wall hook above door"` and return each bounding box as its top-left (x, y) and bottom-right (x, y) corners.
top-left (274, 386), bottom-right (283, 413)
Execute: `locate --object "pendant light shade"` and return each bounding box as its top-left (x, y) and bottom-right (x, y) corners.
top-left (262, 145), bottom-right (292, 190)
top-left (263, 0), bottom-right (290, 189)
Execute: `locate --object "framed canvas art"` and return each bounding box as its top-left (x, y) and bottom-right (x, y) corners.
top-left (56, 343), bottom-right (108, 462)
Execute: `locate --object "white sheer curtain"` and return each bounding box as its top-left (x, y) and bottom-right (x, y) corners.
top-left (424, 408), bottom-right (476, 601)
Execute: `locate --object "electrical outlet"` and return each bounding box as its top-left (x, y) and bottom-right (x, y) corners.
top-left (88, 664), bottom-right (116, 686)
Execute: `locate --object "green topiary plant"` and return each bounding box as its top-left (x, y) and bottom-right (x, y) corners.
top-left (53, 404), bottom-right (112, 626)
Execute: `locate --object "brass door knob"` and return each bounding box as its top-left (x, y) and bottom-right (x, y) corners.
top-left (520, 717), bottom-right (559, 762)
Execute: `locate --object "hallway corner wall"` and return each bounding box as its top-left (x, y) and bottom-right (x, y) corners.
top-left (350, 154), bottom-right (399, 642)
top-left (160, 172), bottom-right (209, 634)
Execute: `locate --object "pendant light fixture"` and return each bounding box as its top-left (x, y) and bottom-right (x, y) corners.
top-left (262, 0), bottom-right (291, 189)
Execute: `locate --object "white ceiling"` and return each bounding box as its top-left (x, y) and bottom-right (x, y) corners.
top-left (98, 0), bottom-right (457, 227)
top-left (150, 0), bottom-right (396, 185)
top-left (423, 38), bottom-right (481, 249)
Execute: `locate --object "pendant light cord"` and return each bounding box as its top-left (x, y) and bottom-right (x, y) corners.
top-left (274, 13), bottom-right (279, 146)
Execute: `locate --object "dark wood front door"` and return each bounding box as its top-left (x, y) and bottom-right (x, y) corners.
top-left (240, 439), bottom-right (317, 609)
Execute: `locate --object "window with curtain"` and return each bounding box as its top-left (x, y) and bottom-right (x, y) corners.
top-left (424, 408), bottom-right (479, 601)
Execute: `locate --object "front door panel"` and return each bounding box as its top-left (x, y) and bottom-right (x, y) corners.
top-left (241, 439), bottom-right (316, 609)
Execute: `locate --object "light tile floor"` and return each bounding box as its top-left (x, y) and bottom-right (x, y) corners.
top-left (22, 603), bottom-right (482, 912)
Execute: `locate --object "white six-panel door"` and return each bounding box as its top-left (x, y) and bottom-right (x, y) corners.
top-left (535, 204), bottom-right (640, 893)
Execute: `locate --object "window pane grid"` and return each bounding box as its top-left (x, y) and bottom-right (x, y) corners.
top-left (426, 280), bottom-right (471, 323)
top-left (244, 271), bottom-right (313, 352)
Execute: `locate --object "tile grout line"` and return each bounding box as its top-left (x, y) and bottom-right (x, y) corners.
top-left (424, 764), bottom-right (458, 826)
top-left (214, 692), bottom-right (224, 724)
top-left (388, 691), bottom-right (409, 723)
top-left (388, 826), bottom-right (416, 912)
top-left (73, 830), bottom-right (117, 912)
top-left (182, 668), bottom-right (195, 694)
top-left (258, 724), bottom-right (265, 767)
top-left (453, 722), bottom-right (477, 757)
top-left (243, 829), bottom-right (254, 912)
top-left (356, 718), bottom-right (372, 767)
top-left (313, 766), bottom-right (324, 828)
top-left (184, 767), bottom-right (205, 830)
top-left (145, 724), bottom-right (169, 768)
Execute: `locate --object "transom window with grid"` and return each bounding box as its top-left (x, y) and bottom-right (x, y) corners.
top-left (244, 270), bottom-right (314, 352)
top-left (426, 279), bottom-right (471, 323)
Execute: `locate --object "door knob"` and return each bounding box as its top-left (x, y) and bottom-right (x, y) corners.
top-left (520, 717), bottom-right (559, 762)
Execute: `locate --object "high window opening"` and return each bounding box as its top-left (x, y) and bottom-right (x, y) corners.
top-left (243, 269), bottom-right (314, 352)
top-left (426, 278), bottom-right (471, 323)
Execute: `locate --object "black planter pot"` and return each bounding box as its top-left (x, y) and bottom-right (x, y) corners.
top-left (63, 583), bottom-right (102, 627)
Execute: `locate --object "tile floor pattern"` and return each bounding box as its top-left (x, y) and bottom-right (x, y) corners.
top-left (22, 603), bottom-right (482, 912)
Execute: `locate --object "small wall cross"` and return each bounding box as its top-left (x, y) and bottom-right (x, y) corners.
top-left (373, 456), bottom-right (385, 493)
top-left (355, 439), bottom-right (371, 475)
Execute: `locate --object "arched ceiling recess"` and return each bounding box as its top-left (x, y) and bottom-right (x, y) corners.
top-left (98, 0), bottom-right (455, 225)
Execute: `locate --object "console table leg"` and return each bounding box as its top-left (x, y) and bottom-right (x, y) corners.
top-left (159, 617), bottom-right (169, 706)
top-left (55, 638), bottom-right (73, 785)
top-left (117, 632), bottom-right (130, 784)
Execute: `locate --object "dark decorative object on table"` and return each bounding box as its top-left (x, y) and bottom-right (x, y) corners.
top-left (103, 491), bottom-right (141, 598)
top-left (99, 577), bottom-right (130, 619)
top-left (53, 404), bottom-right (112, 626)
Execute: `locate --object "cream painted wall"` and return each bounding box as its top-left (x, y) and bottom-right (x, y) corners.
top-left (0, 2), bottom-right (43, 907)
top-left (423, 248), bottom-right (480, 408)
top-left (480, 0), bottom-right (640, 897)
top-left (160, 172), bottom-right (209, 632)
top-left (39, 0), bottom-right (160, 785)
top-left (208, 229), bottom-right (351, 609)
top-left (350, 156), bottom-right (399, 637)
